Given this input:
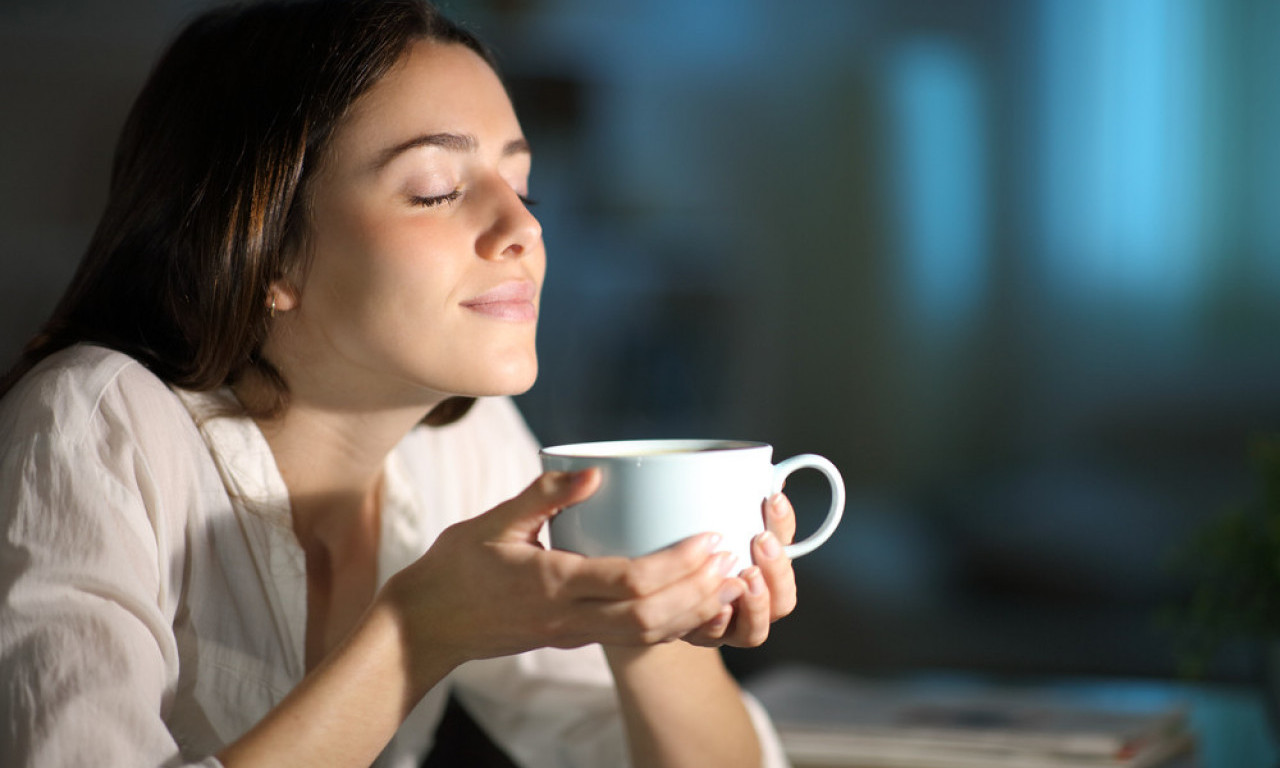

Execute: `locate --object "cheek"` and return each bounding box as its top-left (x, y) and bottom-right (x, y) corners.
top-left (373, 222), bottom-right (463, 320)
top-left (308, 206), bottom-right (450, 312)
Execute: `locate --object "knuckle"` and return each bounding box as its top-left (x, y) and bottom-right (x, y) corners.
top-left (745, 625), bottom-right (770, 647)
top-left (535, 472), bottom-right (562, 496)
top-left (628, 601), bottom-right (663, 634)
top-left (538, 563), bottom-right (568, 601)
top-left (549, 553), bottom-right (582, 586)
top-left (615, 566), bottom-right (648, 598)
top-left (731, 615), bottom-right (769, 648)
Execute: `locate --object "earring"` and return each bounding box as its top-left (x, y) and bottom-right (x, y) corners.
top-left (269, 295), bottom-right (277, 318)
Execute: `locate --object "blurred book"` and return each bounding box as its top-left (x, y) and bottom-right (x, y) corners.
top-left (747, 665), bottom-right (1194, 768)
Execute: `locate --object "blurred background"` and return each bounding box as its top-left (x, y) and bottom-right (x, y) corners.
top-left (2, 0), bottom-right (1278, 685)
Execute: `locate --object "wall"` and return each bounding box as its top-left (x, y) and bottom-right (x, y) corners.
top-left (3, 0), bottom-right (1278, 682)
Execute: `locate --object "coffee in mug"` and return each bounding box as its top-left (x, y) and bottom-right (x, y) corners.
top-left (540, 439), bottom-right (844, 566)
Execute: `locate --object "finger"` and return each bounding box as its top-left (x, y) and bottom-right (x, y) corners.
top-left (557, 532), bottom-right (723, 601)
top-left (752, 531), bottom-right (797, 620)
top-left (682, 605), bottom-right (734, 647)
top-left (764, 492), bottom-right (797, 545)
top-left (485, 469), bottom-right (602, 544)
top-left (719, 566), bottom-right (773, 648)
top-left (592, 558), bottom-right (746, 645)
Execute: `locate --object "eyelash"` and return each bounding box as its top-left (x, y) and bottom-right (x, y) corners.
top-left (410, 190), bottom-right (538, 208)
top-left (412, 190), bottom-right (462, 208)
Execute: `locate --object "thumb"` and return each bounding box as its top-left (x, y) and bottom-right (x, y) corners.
top-left (485, 468), bottom-right (602, 544)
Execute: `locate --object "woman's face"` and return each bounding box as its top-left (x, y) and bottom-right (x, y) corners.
top-left (278, 39), bottom-right (544, 410)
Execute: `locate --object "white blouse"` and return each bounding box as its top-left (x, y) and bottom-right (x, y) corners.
top-left (0, 344), bottom-right (786, 768)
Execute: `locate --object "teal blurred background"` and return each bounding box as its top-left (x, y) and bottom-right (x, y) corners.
top-left (2, 0), bottom-right (1278, 683)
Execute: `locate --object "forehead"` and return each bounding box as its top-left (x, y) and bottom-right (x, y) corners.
top-left (331, 39), bottom-right (520, 161)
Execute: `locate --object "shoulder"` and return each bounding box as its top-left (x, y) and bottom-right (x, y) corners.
top-left (0, 344), bottom-right (183, 448)
top-left (0, 348), bottom-right (210, 689)
top-left (0, 345), bottom-right (216, 590)
top-left (0, 345), bottom-right (209, 516)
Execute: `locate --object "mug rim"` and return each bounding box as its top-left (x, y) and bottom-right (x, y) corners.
top-left (540, 438), bottom-right (768, 459)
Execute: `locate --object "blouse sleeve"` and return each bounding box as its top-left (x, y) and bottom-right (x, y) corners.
top-left (0, 360), bottom-right (219, 768)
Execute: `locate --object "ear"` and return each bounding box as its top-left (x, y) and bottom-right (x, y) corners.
top-left (267, 280), bottom-right (300, 313)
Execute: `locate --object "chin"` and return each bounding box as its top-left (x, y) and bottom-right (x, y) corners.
top-left (446, 357), bottom-right (539, 399)
top-left (491, 364), bottom-right (539, 397)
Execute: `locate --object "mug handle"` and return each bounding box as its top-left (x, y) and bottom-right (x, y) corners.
top-left (771, 454), bottom-right (845, 559)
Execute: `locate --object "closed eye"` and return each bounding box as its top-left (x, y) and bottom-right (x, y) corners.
top-left (411, 189), bottom-right (462, 207)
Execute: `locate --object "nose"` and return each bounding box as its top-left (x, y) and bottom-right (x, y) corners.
top-left (477, 180), bottom-right (542, 261)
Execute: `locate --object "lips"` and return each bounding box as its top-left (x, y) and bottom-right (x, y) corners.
top-left (460, 279), bottom-right (538, 322)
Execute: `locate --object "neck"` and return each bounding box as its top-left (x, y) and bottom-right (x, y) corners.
top-left (233, 370), bottom-right (440, 544)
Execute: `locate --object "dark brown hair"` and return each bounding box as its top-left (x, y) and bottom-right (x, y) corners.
top-left (1, 0), bottom-right (494, 426)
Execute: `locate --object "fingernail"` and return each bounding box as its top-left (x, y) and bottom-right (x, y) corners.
top-left (701, 533), bottom-right (723, 553)
top-left (757, 531), bottom-right (782, 560)
top-left (745, 567), bottom-right (766, 596)
top-left (715, 552), bottom-right (738, 577)
top-left (769, 493), bottom-right (788, 518)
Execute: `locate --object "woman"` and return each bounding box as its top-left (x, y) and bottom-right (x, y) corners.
top-left (0, 1), bottom-right (797, 766)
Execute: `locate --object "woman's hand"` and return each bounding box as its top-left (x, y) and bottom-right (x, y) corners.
top-left (379, 469), bottom-right (747, 685)
top-left (597, 495), bottom-right (799, 767)
top-left (683, 492), bottom-right (799, 648)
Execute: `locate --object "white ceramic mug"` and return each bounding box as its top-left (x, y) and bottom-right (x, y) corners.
top-left (540, 439), bottom-right (845, 566)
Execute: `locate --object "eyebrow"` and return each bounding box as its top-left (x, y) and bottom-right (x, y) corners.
top-left (373, 132), bottom-right (531, 169)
